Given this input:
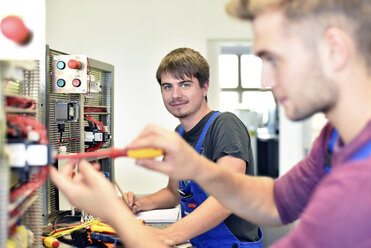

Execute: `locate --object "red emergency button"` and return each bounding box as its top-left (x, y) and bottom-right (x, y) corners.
top-left (0, 15), bottom-right (32, 45)
top-left (68, 59), bottom-right (82, 69)
top-left (72, 78), bottom-right (81, 87)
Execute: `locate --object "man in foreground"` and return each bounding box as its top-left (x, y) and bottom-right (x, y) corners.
top-left (128, 0), bottom-right (371, 247)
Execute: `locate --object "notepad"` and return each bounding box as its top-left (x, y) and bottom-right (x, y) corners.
top-left (136, 207), bottom-right (180, 223)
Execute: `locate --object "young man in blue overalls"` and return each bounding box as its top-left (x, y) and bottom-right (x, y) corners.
top-left (126, 47), bottom-right (262, 248)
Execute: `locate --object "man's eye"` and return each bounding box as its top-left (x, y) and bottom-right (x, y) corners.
top-left (264, 56), bottom-right (277, 66)
top-left (181, 84), bottom-right (190, 88)
top-left (163, 85), bottom-right (171, 90)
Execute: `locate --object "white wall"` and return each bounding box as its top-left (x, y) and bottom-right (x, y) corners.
top-left (279, 108), bottom-right (306, 176)
top-left (46, 0), bottom-right (254, 194)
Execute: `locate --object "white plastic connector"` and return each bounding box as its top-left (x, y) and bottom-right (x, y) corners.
top-left (58, 146), bottom-right (67, 154)
top-left (27, 131), bottom-right (40, 143)
top-left (6, 143), bottom-right (49, 167)
top-left (6, 143), bottom-right (27, 167)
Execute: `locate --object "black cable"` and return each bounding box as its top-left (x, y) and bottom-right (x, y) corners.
top-left (57, 123), bottom-right (65, 144)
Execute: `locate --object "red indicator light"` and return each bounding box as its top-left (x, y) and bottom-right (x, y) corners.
top-left (72, 78), bottom-right (81, 87)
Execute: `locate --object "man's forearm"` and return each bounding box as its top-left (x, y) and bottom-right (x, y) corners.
top-left (194, 157), bottom-right (282, 226)
top-left (110, 207), bottom-right (168, 248)
top-left (139, 187), bottom-right (179, 210)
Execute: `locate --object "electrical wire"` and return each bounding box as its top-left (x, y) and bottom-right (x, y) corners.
top-left (58, 137), bottom-right (79, 146)
top-left (6, 95), bottom-right (36, 110)
top-left (84, 106), bottom-right (107, 113)
top-left (42, 223), bottom-right (80, 235)
top-left (7, 114), bottom-right (48, 144)
top-left (45, 219), bottom-right (99, 239)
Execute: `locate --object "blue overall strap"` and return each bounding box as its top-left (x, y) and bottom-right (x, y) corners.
top-left (324, 129), bottom-right (339, 173)
top-left (177, 111), bottom-right (221, 153)
top-left (325, 128), bottom-right (371, 173)
top-left (178, 126), bottom-right (184, 136)
top-left (348, 138), bottom-right (371, 162)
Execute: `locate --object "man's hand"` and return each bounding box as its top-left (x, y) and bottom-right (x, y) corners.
top-left (127, 191), bottom-right (143, 213)
top-left (127, 124), bottom-right (206, 180)
top-left (49, 160), bottom-right (129, 223)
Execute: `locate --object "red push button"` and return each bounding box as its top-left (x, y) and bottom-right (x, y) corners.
top-left (0, 15), bottom-right (32, 44)
top-left (72, 78), bottom-right (81, 87)
top-left (68, 59), bottom-right (82, 69)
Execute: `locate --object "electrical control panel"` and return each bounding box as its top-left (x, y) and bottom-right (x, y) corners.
top-left (47, 48), bottom-right (114, 219)
top-left (1, 1), bottom-right (115, 246)
top-left (52, 55), bottom-right (88, 93)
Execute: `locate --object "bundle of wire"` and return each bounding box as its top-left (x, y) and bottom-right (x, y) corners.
top-left (7, 113), bottom-right (48, 145)
top-left (42, 219), bottom-right (99, 247)
top-left (42, 219), bottom-right (124, 248)
top-left (6, 95), bottom-right (36, 110)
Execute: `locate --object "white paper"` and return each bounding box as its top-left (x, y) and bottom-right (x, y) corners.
top-left (136, 207), bottom-right (180, 223)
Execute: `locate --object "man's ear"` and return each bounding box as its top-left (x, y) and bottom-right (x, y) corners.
top-left (322, 27), bottom-right (352, 72)
top-left (202, 81), bottom-right (210, 97)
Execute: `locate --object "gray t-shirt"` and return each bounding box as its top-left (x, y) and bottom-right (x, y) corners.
top-left (176, 110), bottom-right (260, 242)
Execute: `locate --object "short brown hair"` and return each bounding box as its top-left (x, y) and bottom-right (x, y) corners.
top-left (156, 48), bottom-right (210, 89)
top-left (226, 0), bottom-right (371, 68)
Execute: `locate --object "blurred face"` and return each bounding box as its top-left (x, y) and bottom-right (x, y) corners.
top-left (253, 9), bottom-right (338, 121)
top-left (160, 73), bottom-right (208, 119)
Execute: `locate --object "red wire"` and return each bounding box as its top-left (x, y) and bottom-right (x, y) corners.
top-left (6, 96), bottom-right (36, 110)
top-left (42, 223), bottom-right (80, 234)
top-left (84, 107), bottom-right (107, 113)
top-left (7, 114), bottom-right (48, 145)
top-left (84, 115), bottom-right (105, 132)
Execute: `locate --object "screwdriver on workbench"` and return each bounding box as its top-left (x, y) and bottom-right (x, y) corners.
top-left (55, 147), bottom-right (163, 160)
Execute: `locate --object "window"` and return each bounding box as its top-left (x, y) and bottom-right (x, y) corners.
top-left (218, 47), bottom-right (275, 119)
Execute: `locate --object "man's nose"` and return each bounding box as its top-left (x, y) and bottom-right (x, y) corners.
top-left (172, 86), bottom-right (182, 98)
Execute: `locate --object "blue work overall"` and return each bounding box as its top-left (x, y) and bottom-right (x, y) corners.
top-left (178, 112), bottom-right (263, 248)
top-left (324, 128), bottom-right (371, 173)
